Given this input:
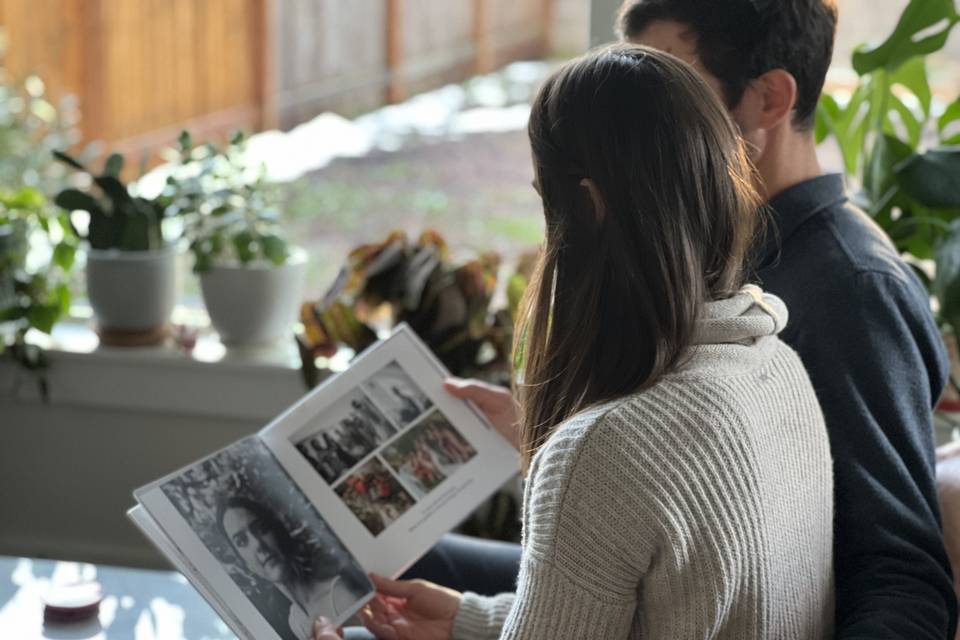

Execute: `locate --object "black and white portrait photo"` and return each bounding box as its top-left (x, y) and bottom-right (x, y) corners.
top-left (294, 388), bottom-right (397, 485)
top-left (381, 410), bottom-right (477, 498)
top-left (161, 438), bottom-right (372, 640)
top-left (361, 361), bottom-right (433, 428)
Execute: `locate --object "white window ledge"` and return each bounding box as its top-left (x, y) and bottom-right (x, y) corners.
top-left (0, 320), bottom-right (345, 422)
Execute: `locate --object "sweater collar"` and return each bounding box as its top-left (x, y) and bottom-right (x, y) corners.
top-left (672, 286), bottom-right (787, 378)
top-left (693, 285), bottom-right (788, 346)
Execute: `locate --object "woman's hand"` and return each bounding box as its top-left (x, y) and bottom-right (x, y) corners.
top-left (444, 378), bottom-right (520, 450)
top-left (358, 573), bottom-right (462, 640)
top-left (312, 617), bottom-right (342, 639)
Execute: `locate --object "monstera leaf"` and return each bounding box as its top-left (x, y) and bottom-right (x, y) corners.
top-left (935, 221), bottom-right (960, 334)
top-left (897, 148), bottom-right (960, 209)
top-left (853, 0), bottom-right (959, 74)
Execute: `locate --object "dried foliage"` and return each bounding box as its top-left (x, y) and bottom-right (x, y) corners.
top-left (298, 230), bottom-right (535, 389)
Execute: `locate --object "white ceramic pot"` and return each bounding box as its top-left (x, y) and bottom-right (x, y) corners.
top-left (200, 249), bottom-right (307, 345)
top-left (86, 246), bottom-right (178, 332)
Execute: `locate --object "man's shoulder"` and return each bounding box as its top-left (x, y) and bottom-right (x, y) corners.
top-left (782, 200), bottom-right (906, 276)
top-left (760, 200), bottom-right (928, 313)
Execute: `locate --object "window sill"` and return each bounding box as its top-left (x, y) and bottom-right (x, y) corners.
top-left (0, 318), bottom-right (337, 422)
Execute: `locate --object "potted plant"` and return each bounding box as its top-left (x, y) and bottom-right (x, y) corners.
top-left (0, 186), bottom-right (76, 376)
top-left (165, 131), bottom-right (306, 345)
top-left (296, 229), bottom-right (535, 388)
top-left (53, 151), bottom-right (178, 344)
top-left (816, 0), bottom-right (960, 401)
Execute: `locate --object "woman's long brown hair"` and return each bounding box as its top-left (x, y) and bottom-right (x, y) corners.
top-left (516, 44), bottom-right (762, 471)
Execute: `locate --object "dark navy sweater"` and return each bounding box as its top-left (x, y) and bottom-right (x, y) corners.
top-left (756, 174), bottom-right (956, 639)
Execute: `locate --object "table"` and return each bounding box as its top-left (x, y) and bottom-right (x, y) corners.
top-left (0, 555), bottom-right (236, 640)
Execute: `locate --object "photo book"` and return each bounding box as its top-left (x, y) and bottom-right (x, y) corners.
top-left (127, 324), bottom-right (519, 640)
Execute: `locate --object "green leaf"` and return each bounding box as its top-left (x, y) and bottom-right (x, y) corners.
top-left (853, 0), bottom-right (959, 74)
top-left (52, 242), bottom-right (76, 270)
top-left (886, 93), bottom-right (923, 147)
top-left (87, 209), bottom-right (115, 250)
top-left (934, 221), bottom-right (960, 331)
top-left (52, 149), bottom-right (87, 172)
top-left (192, 248), bottom-right (212, 273)
top-left (54, 189), bottom-right (101, 214)
top-left (3, 186), bottom-right (46, 210)
top-left (865, 134), bottom-right (914, 207)
top-left (834, 82), bottom-right (874, 176)
top-left (93, 175), bottom-right (133, 206)
top-left (940, 97), bottom-right (960, 143)
top-left (26, 304), bottom-right (59, 334)
top-left (897, 148), bottom-right (960, 208)
top-left (118, 211), bottom-right (151, 251)
top-left (815, 94), bottom-right (842, 145)
top-left (0, 306), bottom-right (26, 322)
top-left (232, 230), bottom-right (256, 263)
top-left (889, 56), bottom-right (932, 118)
top-left (229, 130), bottom-right (246, 146)
top-left (55, 283), bottom-right (71, 316)
top-left (103, 153), bottom-right (124, 178)
top-left (261, 234), bottom-right (290, 265)
top-left (178, 130), bottom-right (192, 153)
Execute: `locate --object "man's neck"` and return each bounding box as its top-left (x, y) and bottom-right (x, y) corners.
top-left (753, 128), bottom-right (823, 203)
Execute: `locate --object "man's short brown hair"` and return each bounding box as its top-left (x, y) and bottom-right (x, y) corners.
top-left (618, 0), bottom-right (838, 130)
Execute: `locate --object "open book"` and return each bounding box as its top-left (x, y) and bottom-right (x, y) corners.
top-left (128, 325), bottom-right (519, 640)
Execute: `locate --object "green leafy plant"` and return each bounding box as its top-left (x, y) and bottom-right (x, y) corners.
top-left (0, 52), bottom-right (80, 196)
top-left (0, 186), bottom-right (76, 376)
top-left (816, 0), bottom-right (960, 291)
top-left (52, 150), bottom-right (170, 251)
top-left (297, 230), bottom-right (535, 389)
top-left (163, 130), bottom-right (290, 272)
top-left (0, 46), bottom-right (80, 386)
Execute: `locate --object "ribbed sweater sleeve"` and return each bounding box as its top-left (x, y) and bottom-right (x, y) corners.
top-left (453, 405), bottom-right (653, 639)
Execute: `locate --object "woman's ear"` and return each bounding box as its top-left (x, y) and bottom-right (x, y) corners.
top-left (579, 178), bottom-right (606, 224)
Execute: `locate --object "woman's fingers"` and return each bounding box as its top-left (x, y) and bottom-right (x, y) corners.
top-left (443, 378), bottom-right (509, 410)
top-left (360, 600), bottom-right (400, 640)
top-left (370, 573), bottom-right (423, 598)
top-left (443, 378), bottom-right (519, 449)
top-left (311, 617), bottom-right (342, 640)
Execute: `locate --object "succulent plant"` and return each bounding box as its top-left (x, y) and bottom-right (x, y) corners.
top-left (53, 150), bottom-right (168, 251)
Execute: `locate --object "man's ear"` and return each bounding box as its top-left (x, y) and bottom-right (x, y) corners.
top-left (746, 69), bottom-right (798, 131)
top-left (732, 69), bottom-right (797, 160)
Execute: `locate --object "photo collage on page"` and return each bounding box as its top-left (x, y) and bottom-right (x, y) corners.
top-left (293, 360), bottom-right (478, 536)
top-left (160, 438), bottom-right (372, 640)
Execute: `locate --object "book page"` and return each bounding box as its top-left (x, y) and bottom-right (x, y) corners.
top-left (135, 437), bottom-right (375, 639)
top-left (259, 325), bottom-right (520, 577)
top-left (127, 505), bottom-right (251, 640)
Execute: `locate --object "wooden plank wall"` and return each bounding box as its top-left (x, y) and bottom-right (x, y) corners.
top-left (1, 0), bottom-right (553, 158)
top-left (275, 0), bottom-right (388, 128)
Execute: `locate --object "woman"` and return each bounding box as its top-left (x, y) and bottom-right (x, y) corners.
top-left (318, 44), bottom-right (834, 640)
top-left (217, 496), bottom-right (368, 639)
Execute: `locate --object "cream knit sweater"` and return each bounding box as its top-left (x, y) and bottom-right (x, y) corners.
top-left (452, 287), bottom-right (834, 639)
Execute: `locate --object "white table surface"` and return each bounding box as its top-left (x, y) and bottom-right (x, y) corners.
top-left (0, 556), bottom-right (236, 640)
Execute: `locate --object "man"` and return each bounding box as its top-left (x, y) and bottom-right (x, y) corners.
top-left (318, 1), bottom-right (956, 638)
top-left (616, 1), bottom-right (955, 637)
